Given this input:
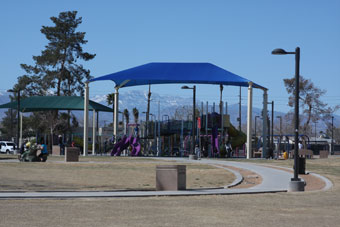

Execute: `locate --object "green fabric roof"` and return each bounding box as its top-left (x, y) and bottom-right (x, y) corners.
top-left (0, 96), bottom-right (113, 112)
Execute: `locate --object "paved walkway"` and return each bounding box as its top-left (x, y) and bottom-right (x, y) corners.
top-left (0, 157), bottom-right (331, 199)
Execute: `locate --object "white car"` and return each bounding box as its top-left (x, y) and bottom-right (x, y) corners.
top-left (0, 141), bottom-right (16, 154)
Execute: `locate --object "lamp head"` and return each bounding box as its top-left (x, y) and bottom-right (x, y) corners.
top-left (181, 85), bottom-right (190, 89)
top-left (271, 48), bottom-right (288, 55)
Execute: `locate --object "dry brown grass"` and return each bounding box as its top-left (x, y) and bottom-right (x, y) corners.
top-left (1, 156), bottom-right (340, 227)
top-left (0, 156), bottom-right (234, 191)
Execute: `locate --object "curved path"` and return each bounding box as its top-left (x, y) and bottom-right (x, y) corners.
top-left (0, 158), bottom-right (331, 199)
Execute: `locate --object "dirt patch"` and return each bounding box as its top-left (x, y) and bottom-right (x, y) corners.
top-left (215, 164), bottom-right (262, 188)
top-left (261, 164), bottom-right (326, 191)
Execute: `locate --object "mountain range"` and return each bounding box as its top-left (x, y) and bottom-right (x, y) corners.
top-left (0, 90), bottom-right (338, 130)
top-left (0, 90), bottom-right (280, 127)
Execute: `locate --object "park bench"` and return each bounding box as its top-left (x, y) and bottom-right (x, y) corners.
top-left (298, 149), bottom-right (313, 159)
top-left (253, 150), bottom-right (262, 158)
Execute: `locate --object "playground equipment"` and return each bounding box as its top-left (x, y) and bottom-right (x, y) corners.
top-left (142, 108), bottom-right (246, 158)
top-left (110, 135), bottom-right (141, 157)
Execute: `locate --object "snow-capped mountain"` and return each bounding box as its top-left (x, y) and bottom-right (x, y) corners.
top-left (0, 90), bottom-right (338, 129)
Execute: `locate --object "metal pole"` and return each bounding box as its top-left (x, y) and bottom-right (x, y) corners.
top-left (271, 101), bottom-right (274, 150)
top-left (279, 116), bottom-right (282, 158)
top-left (19, 111), bottom-right (23, 149)
top-left (206, 101), bottom-right (208, 137)
top-left (17, 90), bottom-right (20, 148)
top-left (239, 86), bottom-right (241, 131)
top-left (114, 87), bottom-right (119, 142)
top-left (180, 119), bottom-right (183, 152)
top-left (220, 85), bottom-right (223, 144)
top-left (158, 101), bottom-right (161, 156)
top-left (262, 90), bottom-right (268, 158)
top-left (192, 86), bottom-right (196, 154)
top-left (83, 82), bottom-right (89, 156)
top-left (201, 102), bottom-right (204, 150)
top-left (293, 47), bottom-right (300, 181)
top-left (92, 109), bottom-right (96, 155)
top-left (246, 82), bottom-right (253, 159)
top-left (331, 116), bottom-right (334, 155)
top-left (146, 85), bottom-right (151, 153)
top-left (272, 46), bottom-right (303, 190)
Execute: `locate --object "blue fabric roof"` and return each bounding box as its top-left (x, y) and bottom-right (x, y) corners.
top-left (90, 63), bottom-right (266, 89)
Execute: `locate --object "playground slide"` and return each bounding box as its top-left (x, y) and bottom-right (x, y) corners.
top-left (228, 124), bottom-right (247, 149)
top-left (131, 137), bottom-right (141, 156)
top-left (116, 136), bottom-right (132, 156)
top-left (111, 136), bottom-right (130, 156)
top-left (110, 136), bottom-right (126, 156)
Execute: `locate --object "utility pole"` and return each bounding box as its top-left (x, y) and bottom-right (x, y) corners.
top-left (238, 86), bottom-right (241, 131)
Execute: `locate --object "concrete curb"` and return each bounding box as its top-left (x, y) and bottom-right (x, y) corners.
top-left (208, 164), bottom-right (244, 188)
top-left (0, 188), bottom-right (287, 199)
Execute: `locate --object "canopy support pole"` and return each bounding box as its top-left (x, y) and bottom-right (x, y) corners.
top-left (92, 109), bottom-right (96, 155)
top-left (262, 89), bottom-right (268, 158)
top-left (19, 112), bottom-right (23, 148)
top-left (246, 82), bottom-right (253, 159)
top-left (220, 85), bottom-right (224, 144)
top-left (83, 82), bottom-right (89, 156)
top-left (114, 87), bottom-right (119, 142)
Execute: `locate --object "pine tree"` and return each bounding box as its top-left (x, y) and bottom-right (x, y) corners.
top-left (19, 11), bottom-right (95, 96)
top-left (11, 11), bottom-right (95, 147)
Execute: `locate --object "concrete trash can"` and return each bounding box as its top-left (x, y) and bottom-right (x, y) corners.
top-left (65, 147), bottom-right (80, 162)
top-left (156, 165), bottom-right (186, 191)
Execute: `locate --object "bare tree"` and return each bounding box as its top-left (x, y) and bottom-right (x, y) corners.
top-left (284, 76), bottom-right (339, 135)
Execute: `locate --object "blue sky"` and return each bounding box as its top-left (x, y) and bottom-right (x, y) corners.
top-left (1, 0), bottom-right (339, 114)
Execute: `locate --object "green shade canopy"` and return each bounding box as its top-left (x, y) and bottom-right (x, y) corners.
top-left (0, 96), bottom-right (113, 112)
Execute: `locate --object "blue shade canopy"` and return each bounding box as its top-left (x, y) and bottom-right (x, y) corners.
top-left (90, 62), bottom-right (266, 90)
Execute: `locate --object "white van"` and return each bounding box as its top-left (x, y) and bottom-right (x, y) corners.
top-left (0, 141), bottom-right (16, 154)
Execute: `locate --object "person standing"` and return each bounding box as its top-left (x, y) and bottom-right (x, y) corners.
top-left (58, 135), bottom-right (64, 155)
top-left (195, 144), bottom-right (201, 160)
top-left (298, 141), bottom-right (303, 150)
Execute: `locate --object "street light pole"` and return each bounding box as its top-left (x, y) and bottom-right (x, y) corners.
top-left (272, 47), bottom-right (304, 191)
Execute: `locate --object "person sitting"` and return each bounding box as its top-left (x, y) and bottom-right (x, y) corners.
top-left (19, 141), bottom-right (31, 162)
top-left (38, 140), bottom-right (48, 162)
